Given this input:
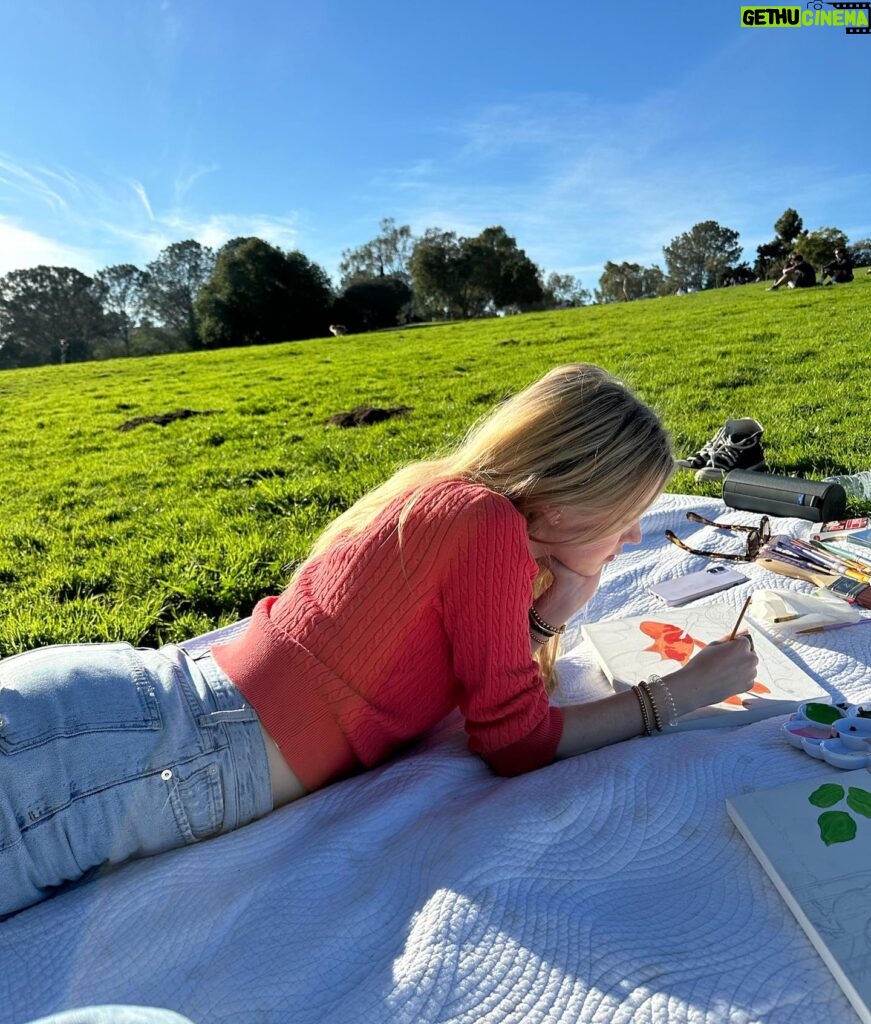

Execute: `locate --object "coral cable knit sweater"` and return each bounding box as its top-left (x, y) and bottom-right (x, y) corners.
top-left (211, 478), bottom-right (564, 792)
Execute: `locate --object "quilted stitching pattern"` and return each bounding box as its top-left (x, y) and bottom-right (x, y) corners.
top-left (2, 494), bottom-right (868, 1024)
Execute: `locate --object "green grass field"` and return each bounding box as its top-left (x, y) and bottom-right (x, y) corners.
top-left (1, 277), bottom-right (869, 654)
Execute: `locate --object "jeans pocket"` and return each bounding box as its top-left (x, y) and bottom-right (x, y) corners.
top-left (0, 644), bottom-right (160, 754)
top-left (164, 758), bottom-right (225, 843)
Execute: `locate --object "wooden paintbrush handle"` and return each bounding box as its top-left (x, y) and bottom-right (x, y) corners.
top-left (756, 555), bottom-right (837, 587)
top-left (758, 554), bottom-right (871, 608)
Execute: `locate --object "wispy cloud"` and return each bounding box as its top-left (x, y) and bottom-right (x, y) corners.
top-left (0, 155), bottom-right (70, 214)
top-left (100, 212), bottom-right (301, 262)
top-left (129, 180), bottom-right (155, 220)
top-left (0, 151), bottom-right (302, 277)
top-left (173, 163), bottom-right (219, 206)
top-left (366, 75), bottom-right (869, 281)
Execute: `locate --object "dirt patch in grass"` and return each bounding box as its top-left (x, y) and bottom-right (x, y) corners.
top-left (325, 405), bottom-right (412, 428)
top-left (117, 409), bottom-right (220, 431)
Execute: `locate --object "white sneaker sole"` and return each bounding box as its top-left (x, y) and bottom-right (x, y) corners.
top-left (695, 460), bottom-right (765, 482)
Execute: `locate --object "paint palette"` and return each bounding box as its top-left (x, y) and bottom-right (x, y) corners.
top-left (783, 702), bottom-right (871, 769)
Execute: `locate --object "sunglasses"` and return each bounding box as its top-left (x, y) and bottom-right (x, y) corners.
top-left (665, 512), bottom-right (771, 562)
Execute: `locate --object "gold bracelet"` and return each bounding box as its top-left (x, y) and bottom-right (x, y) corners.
top-left (632, 685), bottom-right (652, 736)
top-left (530, 630), bottom-right (549, 646)
top-left (529, 605), bottom-right (566, 636)
top-left (640, 680), bottom-right (663, 732)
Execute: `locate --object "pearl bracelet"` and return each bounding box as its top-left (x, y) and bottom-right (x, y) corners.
top-left (645, 674), bottom-right (680, 728)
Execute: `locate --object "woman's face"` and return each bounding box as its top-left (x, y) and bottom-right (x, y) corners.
top-left (528, 508), bottom-right (644, 577)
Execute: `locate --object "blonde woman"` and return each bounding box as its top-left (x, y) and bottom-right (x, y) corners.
top-left (0, 364), bottom-right (756, 916)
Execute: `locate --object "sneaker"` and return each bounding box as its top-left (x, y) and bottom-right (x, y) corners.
top-left (693, 418), bottom-right (765, 482)
top-left (675, 424), bottom-right (730, 471)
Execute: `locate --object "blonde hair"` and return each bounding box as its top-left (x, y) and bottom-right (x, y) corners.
top-left (301, 364), bottom-right (674, 691)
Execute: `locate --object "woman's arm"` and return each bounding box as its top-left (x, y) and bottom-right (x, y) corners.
top-left (532, 553), bottom-right (760, 758)
top-left (555, 635), bottom-right (758, 759)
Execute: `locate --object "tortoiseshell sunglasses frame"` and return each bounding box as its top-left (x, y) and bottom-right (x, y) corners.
top-left (665, 512), bottom-right (771, 562)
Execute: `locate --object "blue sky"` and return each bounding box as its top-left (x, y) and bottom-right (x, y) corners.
top-left (0, 1), bottom-right (868, 289)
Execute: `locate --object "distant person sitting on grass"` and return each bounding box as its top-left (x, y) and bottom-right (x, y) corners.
top-left (0, 364), bottom-right (758, 919)
top-left (767, 252), bottom-right (817, 291)
top-left (821, 247), bottom-right (854, 286)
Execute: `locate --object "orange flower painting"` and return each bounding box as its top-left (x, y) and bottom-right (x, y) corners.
top-left (639, 620), bottom-right (770, 705)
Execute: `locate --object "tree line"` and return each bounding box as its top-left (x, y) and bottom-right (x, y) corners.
top-left (596, 208), bottom-right (871, 303)
top-left (1, 209), bottom-right (868, 368)
top-left (0, 221), bottom-right (590, 369)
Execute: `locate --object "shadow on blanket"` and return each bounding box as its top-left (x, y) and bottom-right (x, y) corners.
top-left (2, 494), bottom-right (867, 1024)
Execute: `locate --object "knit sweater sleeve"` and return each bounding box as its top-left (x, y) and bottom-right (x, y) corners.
top-left (441, 489), bottom-right (564, 776)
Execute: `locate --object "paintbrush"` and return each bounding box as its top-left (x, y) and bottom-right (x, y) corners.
top-left (729, 595), bottom-right (752, 640)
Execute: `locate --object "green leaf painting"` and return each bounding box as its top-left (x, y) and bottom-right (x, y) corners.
top-left (817, 811), bottom-right (857, 846)
top-left (807, 784), bottom-right (871, 845)
top-left (808, 784), bottom-right (845, 808)
top-left (846, 787), bottom-right (871, 819)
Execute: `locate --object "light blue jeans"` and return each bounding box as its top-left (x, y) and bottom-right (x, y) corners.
top-left (27, 1008), bottom-right (195, 1024)
top-left (0, 643), bottom-right (272, 918)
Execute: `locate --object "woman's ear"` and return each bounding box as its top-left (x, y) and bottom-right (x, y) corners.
top-left (527, 506), bottom-right (561, 559)
top-left (540, 505), bottom-right (562, 527)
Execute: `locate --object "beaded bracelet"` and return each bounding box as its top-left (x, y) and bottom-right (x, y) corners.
top-left (632, 684), bottom-right (653, 736)
top-left (529, 605), bottom-right (566, 637)
top-left (640, 680), bottom-right (663, 732)
top-left (530, 630), bottom-right (550, 646)
top-left (645, 674), bottom-right (680, 728)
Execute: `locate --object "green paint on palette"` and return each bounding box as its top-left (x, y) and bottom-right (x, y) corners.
top-left (846, 787), bottom-right (871, 819)
top-left (809, 783), bottom-right (845, 808)
top-left (803, 703), bottom-right (844, 726)
top-left (818, 810), bottom-right (857, 846)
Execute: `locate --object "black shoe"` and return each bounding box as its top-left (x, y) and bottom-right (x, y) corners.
top-left (693, 418), bottom-right (765, 481)
top-left (676, 424), bottom-right (730, 471)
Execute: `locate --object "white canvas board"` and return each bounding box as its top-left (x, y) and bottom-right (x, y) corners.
top-left (581, 604), bottom-right (827, 729)
top-left (727, 769), bottom-right (871, 1024)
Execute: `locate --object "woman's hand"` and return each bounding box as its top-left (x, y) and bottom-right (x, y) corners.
top-left (533, 556), bottom-right (602, 629)
top-left (663, 635), bottom-right (759, 716)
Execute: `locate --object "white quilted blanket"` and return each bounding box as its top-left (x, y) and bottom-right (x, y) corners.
top-left (4, 493), bottom-right (871, 1024)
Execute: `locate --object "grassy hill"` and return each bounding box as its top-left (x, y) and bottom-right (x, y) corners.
top-left (1, 276), bottom-right (869, 653)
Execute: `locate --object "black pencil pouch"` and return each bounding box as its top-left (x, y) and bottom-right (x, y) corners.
top-left (722, 470), bottom-right (847, 522)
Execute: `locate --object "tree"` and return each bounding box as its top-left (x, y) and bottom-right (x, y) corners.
top-left (595, 261), bottom-right (666, 303)
top-left (662, 220), bottom-right (743, 291)
top-left (339, 218), bottom-right (414, 287)
top-left (95, 264), bottom-right (149, 356)
top-left (332, 277), bottom-right (413, 332)
top-left (753, 239), bottom-right (787, 281)
top-left (461, 226), bottom-right (544, 314)
top-left (409, 229), bottom-right (464, 318)
top-left (755, 208), bottom-right (805, 279)
top-left (195, 237), bottom-right (334, 347)
top-left (142, 240), bottom-right (216, 348)
top-left (0, 266), bottom-right (110, 368)
top-left (726, 262), bottom-right (755, 285)
top-left (409, 225), bottom-right (544, 319)
top-left (794, 226), bottom-right (849, 271)
top-left (774, 208), bottom-right (804, 247)
top-left (542, 272), bottom-right (591, 308)
top-left (848, 238), bottom-right (871, 267)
